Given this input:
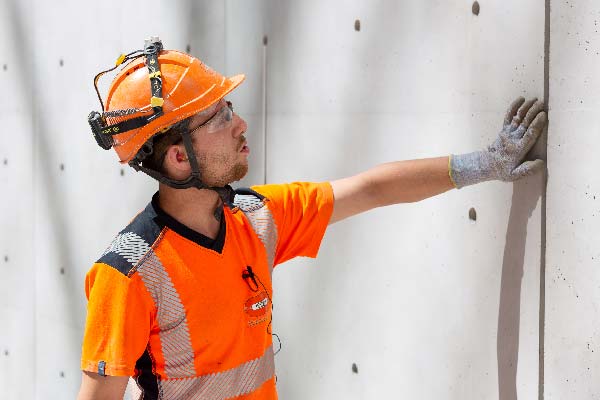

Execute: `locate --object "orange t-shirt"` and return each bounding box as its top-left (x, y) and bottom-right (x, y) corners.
top-left (81, 182), bottom-right (334, 399)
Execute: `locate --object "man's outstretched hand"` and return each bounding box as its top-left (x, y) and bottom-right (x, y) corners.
top-left (450, 97), bottom-right (547, 188)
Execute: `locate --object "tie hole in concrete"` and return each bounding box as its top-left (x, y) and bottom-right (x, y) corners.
top-left (469, 207), bottom-right (477, 221)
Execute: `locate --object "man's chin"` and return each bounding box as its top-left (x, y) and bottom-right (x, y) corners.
top-left (209, 164), bottom-right (249, 187)
top-left (232, 164), bottom-right (249, 183)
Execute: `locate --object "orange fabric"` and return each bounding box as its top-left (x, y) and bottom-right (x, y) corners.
top-left (81, 263), bottom-right (155, 376)
top-left (251, 181), bottom-right (334, 266)
top-left (246, 377), bottom-right (277, 399)
top-left (80, 182), bottom-right (334, 398)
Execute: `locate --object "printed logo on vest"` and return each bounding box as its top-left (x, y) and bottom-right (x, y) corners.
top-left (244, 291), bottom-right (270, 326)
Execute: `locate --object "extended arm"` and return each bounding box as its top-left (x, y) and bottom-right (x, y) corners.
top-left (77, 371), bottom-right (129, 400)
top-left (330, 97), bottom-right (547, 225)
top-left (330, 157), bottom-right (453, 224)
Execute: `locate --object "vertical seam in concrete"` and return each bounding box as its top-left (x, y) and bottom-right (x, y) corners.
top-left (539, 0), bottom-right (551, 398)
top-left (224, 1), bottom-right (227, 74)
top-left (262, 35), bottom-right (268, 185)
top-left (31, 0), bottom-right (38, 395)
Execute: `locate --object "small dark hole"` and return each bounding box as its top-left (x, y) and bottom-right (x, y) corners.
top-left (469, 207), bottom-right (477, 221)
top-left (472, 1), bottom-right (480, 16)
top-left (186, 44), bottom-right (191, 53)
top-left (354, 19), bottom-right (361, 32)
top-left (3, 158), bottom-right (7, 165)
top-left (60, 267), bottom-right (65, 275)
top-left (2, 64), bottom-right (6, 71)
top-left (60, 163), bottom-right (65, 171)
top-left (4, 350), bottom-right (8, 356)
top-left (4, 255), bottom-right (8, 262)
top-left (59, 371), bottom-right (65, 378)
top-left (352, 363), bottom-right (358, 374)
top-left (59, 59), bottom-right (64, 67)
top-left (142, 144), bottom-right (153, 154)
top-left (262, 35), bottom-right (268, 46)
top-left (120, 168), bottom-right (125, 176)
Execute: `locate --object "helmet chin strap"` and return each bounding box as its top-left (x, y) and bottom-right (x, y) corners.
top-left (129, 129), bottom-right (236, 220)
top-left (179, 129), bottom-right (236, 220)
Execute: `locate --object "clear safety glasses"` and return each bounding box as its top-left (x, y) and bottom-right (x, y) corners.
top-left (190, 101), bottom-right (234, 135)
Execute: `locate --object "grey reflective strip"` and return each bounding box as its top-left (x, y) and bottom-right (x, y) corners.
top-left (234, 194), bottom-right (266, 213)
top-left (245, 206), bottom-right (278, 272)
top-left (234, 195), bottom-right (278, 273)
top-left (102, 232), bottom-right (151, 265)
top-left (137, 250), bottom-right (196, 378)
top-left (159, 346), bottom-right (275, 400)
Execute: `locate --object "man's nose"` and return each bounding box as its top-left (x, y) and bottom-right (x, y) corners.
top-left (232, 114), bottom-right (247, 137)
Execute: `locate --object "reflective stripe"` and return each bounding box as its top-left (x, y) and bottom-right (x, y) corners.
top-left (137, 249), bottom-right (196, 378)
top-left (102, 232), bottom-right (151, 265)
top-left (159, 346), bottom-right (275, 400)
top-left (234, 194), bottom-right (278, 273)
top-left (245, 206), bottom-right (277, 273)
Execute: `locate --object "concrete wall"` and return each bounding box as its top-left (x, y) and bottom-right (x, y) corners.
top-left (0, 0), bottom-right (596, 399)
top-left (545, 0), bottom-right (600, 398)
top-left (0, 0), bottom-right (34, 398)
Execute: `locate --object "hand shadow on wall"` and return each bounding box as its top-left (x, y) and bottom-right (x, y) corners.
top-left (497, 176), bottom-right (543, 400)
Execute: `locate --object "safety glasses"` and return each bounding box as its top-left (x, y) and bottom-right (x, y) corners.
top-left (190, 101), bottom-right (234, 135)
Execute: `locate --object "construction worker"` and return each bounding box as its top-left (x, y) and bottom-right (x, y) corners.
top-left (77, 38), bottom-right (547, 400)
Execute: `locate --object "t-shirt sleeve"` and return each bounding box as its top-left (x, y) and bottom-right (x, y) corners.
top-left (250, 181), bottom-right (334, 266)
top-left (81, 262), bottom-right (155, 376)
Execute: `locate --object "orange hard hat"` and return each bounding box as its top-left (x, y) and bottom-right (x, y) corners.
top-left (95, 46), bottom-right (244, 163)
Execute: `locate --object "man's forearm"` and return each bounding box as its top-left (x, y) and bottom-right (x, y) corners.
top-left (363, 156), bottom-right (455, 207)
top-left (329, 156), bottom-right (454, 224)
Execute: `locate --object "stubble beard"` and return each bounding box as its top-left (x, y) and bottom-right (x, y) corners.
top-left (219, 162), bottom-right (248, 186)
top-left (198, 154), bottom-right (248, 187)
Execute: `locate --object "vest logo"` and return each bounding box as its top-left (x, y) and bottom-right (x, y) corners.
top-left (244, 291), bottom-right (270, 326)
top-left (252, 298), bottom-right (268, 311)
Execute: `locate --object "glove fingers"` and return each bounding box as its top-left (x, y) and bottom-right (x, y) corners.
top-left (521, 100), bottom-right (545, 129)
top-left (520, 111), bottom-right (547, 152)
top-left (504, 96), bottom-right (526, 126)
top-left (510, 98), bottom-right (537, 131)
top-left (511, 159), bottom-right (545, 179)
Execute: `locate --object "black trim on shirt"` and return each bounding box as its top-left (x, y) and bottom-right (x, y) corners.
top-left (150, 192), bottom-right (226, 253)
top-left (97, 202), bottom-right (162, 276)
top-left (234, 187), bottom-right (265, 200)
top-left (135, 349), bottom-right (159, 400)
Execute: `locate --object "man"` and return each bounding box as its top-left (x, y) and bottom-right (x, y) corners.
top-left (78, 38), bottom-right (546, 399)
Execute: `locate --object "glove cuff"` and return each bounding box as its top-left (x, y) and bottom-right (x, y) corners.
top-left (449, 152), bottom-right (495, 189)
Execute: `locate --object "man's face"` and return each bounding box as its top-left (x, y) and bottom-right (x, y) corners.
top-left (188, 99), bottom-right (250, 187)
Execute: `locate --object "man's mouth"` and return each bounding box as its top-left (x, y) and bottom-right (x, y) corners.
top-left (239, 137), bottom-right (249, 153)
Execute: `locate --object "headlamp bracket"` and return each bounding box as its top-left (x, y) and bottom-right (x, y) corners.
top-left (87, 37), bottom-right (165, 150)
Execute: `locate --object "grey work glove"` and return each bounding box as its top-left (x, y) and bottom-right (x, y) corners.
top-left (450, 97), bottom-right (547, 188)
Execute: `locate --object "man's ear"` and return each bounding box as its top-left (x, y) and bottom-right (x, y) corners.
top-left (163, 144), bottom-right (189, 177)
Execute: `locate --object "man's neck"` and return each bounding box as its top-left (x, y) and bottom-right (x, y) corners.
top-left (157, 183), bottom-right (223, 240)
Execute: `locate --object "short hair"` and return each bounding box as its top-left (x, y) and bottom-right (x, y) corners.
top-left (141, 117), bottom-right (191, 173)
top-left (139, 103), bottom-right (220, 173)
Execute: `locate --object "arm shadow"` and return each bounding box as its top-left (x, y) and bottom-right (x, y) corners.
top-left (497, 175), bottom-right (543, 400)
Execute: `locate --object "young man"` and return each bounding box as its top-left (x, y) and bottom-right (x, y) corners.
top-left (78, 38), bottom-right (547, 399)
